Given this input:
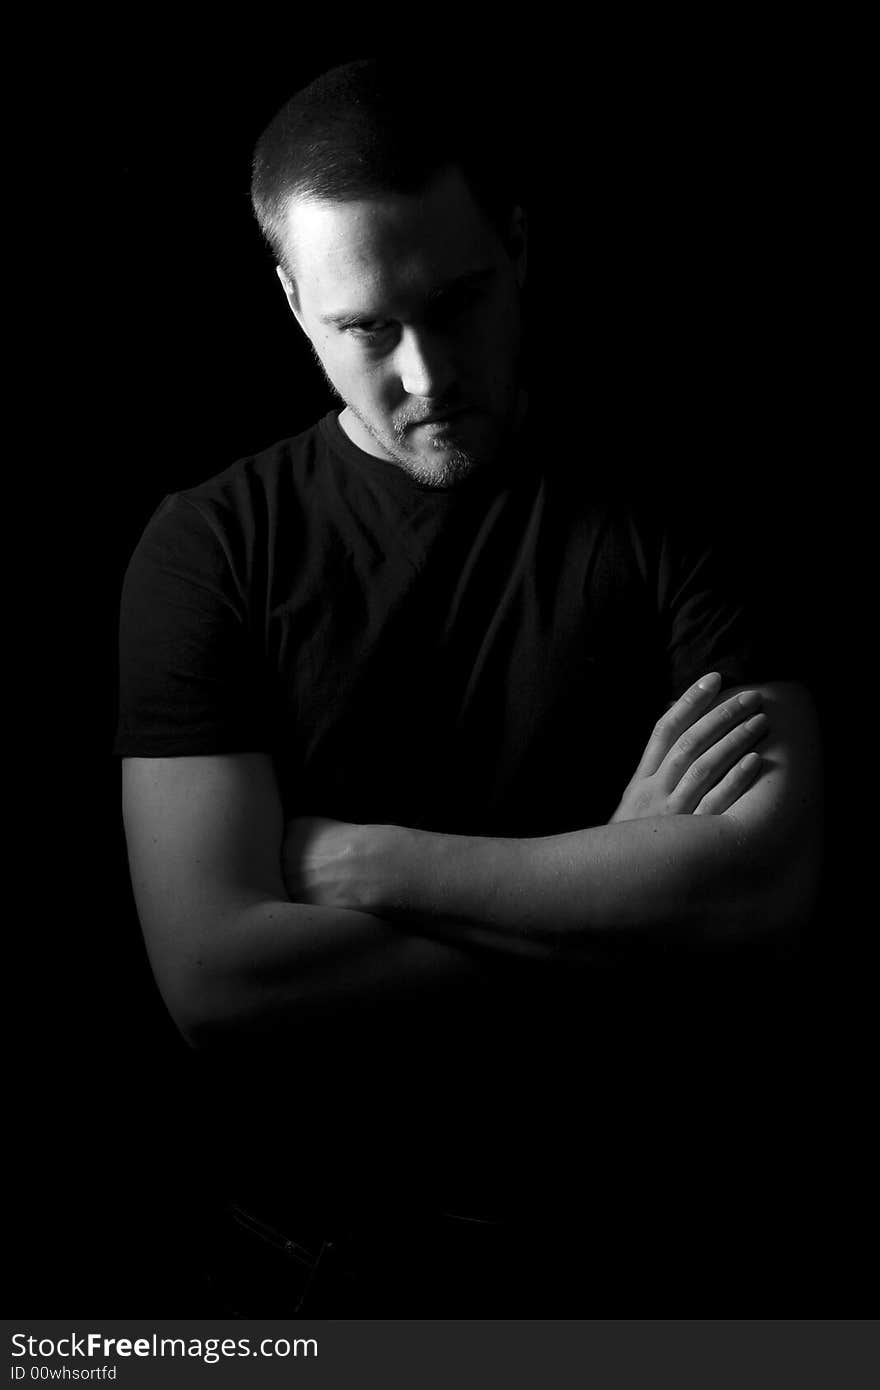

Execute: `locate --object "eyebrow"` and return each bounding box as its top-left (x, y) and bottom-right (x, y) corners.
top-left (319, 266), bottom-right (496, 327)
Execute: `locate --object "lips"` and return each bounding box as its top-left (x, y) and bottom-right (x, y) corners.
top-left (412, 406), bottom-right (469, 427)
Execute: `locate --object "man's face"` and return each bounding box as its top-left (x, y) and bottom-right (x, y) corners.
top-left (277, 167), bottom-right (527, 486)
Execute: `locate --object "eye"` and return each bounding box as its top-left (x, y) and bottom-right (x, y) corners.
top-left (450, 284), bottom-right (484, 308)
top-left (428, 283), bottom-right (488, 323)
top-left (346, 320), bottom-right (394, 344)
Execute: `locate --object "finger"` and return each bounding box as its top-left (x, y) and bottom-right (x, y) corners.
top-left (660, 688), bottom-right (764, 791)
top-left (668, 713), bottom-right (769, 812)
top-left (693, 752), bottom-right (763, 815)
top-left (637, 671), bottom-right (723, 777)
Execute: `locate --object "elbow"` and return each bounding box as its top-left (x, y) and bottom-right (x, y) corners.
top-left (171, 990), bottom-right (266, 1056)
top-left (783, 843), bottom-right (823, 925)
top-left (715, 837), bottom-right (823, 950)
top-left (154, 960), bottom-right (253, 1055)
top-left (748, 867), bottom-right (817, 945)
top-left (174, 999), bottom-right (222, 1053)
top-left (158, 951), bottom-right (314, 1053)
top-left (155, 972), bottom-right (221, 1054)
top-left (713, 785), bottom-right (824, 947)
top-left (755, 801), bottom-right (825, 942)
top-left (766, 846), bottom-right (823, 941)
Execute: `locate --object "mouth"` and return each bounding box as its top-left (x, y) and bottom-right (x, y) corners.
top-left (410, 406), bottom-right (471, 429)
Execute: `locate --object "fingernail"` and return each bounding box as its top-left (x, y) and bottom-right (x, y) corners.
top-left (698, 673), bottom-right (721, 691)
top-left (741, 752), bottom-right (761, 769)
top-left (738, 690), bottom-right (763, 709)
top-left (746, 713), bottom-right (768, 731)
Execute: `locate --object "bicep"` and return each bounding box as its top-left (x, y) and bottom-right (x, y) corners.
top-left (719, 681), bottom-right (824, 906)
top-left (121, 752), bottom-right (288, 1020)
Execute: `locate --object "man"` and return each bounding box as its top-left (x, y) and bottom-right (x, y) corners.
top-left (115, 58), bottom-right (822, 1313)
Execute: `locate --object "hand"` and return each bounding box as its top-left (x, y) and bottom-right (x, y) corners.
top-left (282, 815), bottom-right (391, 911)
top-left (609, 672), bottom-right (768, 823)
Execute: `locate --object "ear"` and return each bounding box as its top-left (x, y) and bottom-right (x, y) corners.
top-left (276, 265), bottom-right (305, 328)
top-left (507, 205), bottom-right (528, 290)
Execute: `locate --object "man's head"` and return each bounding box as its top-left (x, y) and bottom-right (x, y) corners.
top-left (251, 59), bottom-right (527, 486)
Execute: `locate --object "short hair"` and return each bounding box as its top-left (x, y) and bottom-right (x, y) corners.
top-left (251, 57), bottom-right (521, 276)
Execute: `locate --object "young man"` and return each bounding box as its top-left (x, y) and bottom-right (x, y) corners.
top-left (115, 58), bottom-right (822, 1314)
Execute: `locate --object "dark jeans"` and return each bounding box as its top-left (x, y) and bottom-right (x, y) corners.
top-left (202, 1200), bottom-right (602, 1317)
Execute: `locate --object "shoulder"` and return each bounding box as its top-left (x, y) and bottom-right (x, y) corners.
top-left (175, 414), bottom-right (333, 530)
top-left (133, 413), bottom-right (339, 566)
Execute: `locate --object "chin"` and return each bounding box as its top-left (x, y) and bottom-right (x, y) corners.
top-left (396, 445), bottom-right (481, 488)
top-left (349, 404), bottom-right (501, 486)
top-left (422, 418), bottom-right (503, 477)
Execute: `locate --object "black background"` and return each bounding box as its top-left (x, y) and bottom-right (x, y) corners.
top-left (14, 21), bottom-right (864, 1313)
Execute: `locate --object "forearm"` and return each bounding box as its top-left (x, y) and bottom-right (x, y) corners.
top-left (304, 682), bottom-right (822, 956)
top-left (350, 814), bottom-right (798, 956)
top-left (166, 895), bottom-right (493, 1048)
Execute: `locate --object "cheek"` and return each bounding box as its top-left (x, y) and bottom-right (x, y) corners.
top-left (317, 339), bottom-right (367, 394)
top-left (471, 291), bottom-right (518, 347)
top-left (329, 348), bottom-right (398, 410)
top-left (464, 308), bottom-right (519, 385)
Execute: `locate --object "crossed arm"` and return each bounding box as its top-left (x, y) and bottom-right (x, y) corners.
top-left (122, 674), bottom-right (822, 1046)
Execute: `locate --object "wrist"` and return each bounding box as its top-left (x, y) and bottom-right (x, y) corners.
top-left (365, 823), bottom-right (439, 917)
top-left (352, 821), bottom-right (423, 915)
top-left (376, 826), bottom-right (512, 926)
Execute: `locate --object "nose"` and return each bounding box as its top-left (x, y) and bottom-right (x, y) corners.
top-left (396, 324), bottom-right (457, 399)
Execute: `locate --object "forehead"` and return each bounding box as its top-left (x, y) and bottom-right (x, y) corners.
top-left (281, 167), bottom-right (502, 317)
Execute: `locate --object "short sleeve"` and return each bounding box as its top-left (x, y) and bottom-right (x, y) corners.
top-left (113, 494), bottom-right (271, 756)
top-left (657, 519), bottom-right (792, 702)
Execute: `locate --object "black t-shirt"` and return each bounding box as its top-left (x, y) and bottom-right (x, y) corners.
top-left (116, 409), bottom-right (767, 833)
top-left (115, 410), bottom-right (781, 1221)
